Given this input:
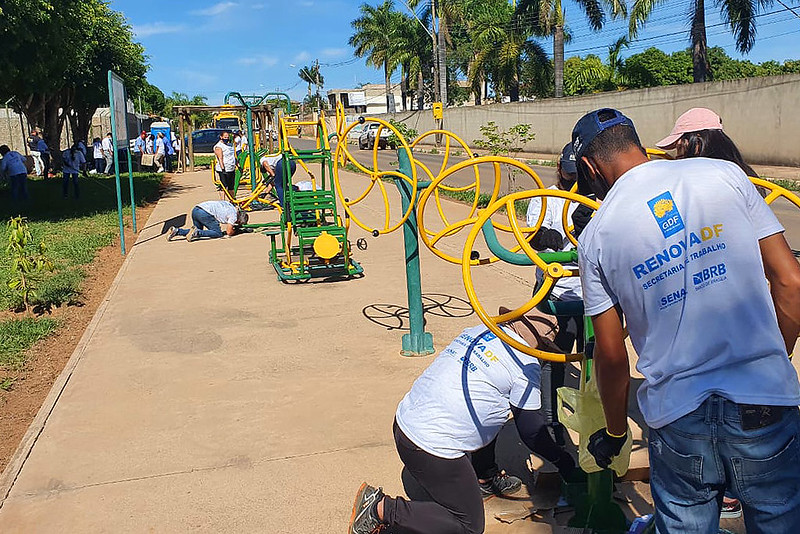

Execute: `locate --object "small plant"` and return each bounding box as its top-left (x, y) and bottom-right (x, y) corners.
top-left (473, 122), bottom-right (536, 193)
top-left (387, 119), bottom-right (418, 149)
top-left (6, 217), bottom-right (55, 315)
top-left (429, 148), bottom-right (440, 154)
top-left (0, 376), bottom-right (15, 391)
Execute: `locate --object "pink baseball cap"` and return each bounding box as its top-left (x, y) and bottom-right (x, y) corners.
top-left (655, 108), bottom-right (723, 149)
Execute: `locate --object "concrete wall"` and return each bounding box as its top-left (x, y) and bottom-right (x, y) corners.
top-left (375, 74), bottom-right (800, 167)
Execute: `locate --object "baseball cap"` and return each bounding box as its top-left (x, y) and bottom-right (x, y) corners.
top-left (559, 142), bottom-right (577, 174)
top-left (655, 108), bottom-right (722, 149)
top-left (572, 108), bottom-right (636, 161)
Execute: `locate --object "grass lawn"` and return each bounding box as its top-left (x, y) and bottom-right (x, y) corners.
top-left (0, 172), bottom-right (163, 369)
top-left (194, 155), bottom-right (214, 167)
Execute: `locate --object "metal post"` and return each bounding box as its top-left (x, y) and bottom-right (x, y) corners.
top-left (124, 86), bottom-right (137, 234)
top-left (108, 71), bottom-right (127, 256)
top-left (395, 148), bottom-right (434, 357)
top-left (178, 114), bottom-right (185, 173)
top-left (245, 107), bottom-right (256, 191)
top-left (4, 98), bottom-right (14, 151)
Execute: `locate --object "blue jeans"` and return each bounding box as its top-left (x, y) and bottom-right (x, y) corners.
top-left (175, 206), bottom-right (224, 239)
top-left (10, 173), bottom-right (28, 200)
top-left (649, 394), bottom-right (800, 533)
top-left (63, 172), bottom-right (79, 198)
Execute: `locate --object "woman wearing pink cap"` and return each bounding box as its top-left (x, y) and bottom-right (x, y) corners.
top-left (656, 107), bottom-right (759, 179)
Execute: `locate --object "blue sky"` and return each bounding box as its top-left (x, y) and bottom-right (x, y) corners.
top-left (111, 0), bottom-right (800, 104)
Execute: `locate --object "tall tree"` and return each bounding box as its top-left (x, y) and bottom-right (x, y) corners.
top-left (298, 63), bottom-right (324, 109)
top-left (517, 0), bottom-right (626, 97)
top-left (350, 1), bottom-right (404, 112)
top-left (629, 0), bottom-right (772, 82)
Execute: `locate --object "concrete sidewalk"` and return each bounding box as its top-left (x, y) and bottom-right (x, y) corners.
top-left (0, 167), bottom-right (577, 532)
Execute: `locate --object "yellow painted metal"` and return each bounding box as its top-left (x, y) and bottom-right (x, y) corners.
top-left (332, 118), bottom-right (418, 235)
top-left (432, 102), bottom-right (443, 120)
top-left (645, 147), bottom-right (674, 160)
top-left (751, 176), bottom-right (800, 208)
top-left (461, 189), bottom-right (600, 362)
top-left (313, 231), bottom-right (342, 259)
top-left (416, 156), bottom-right (545, 265)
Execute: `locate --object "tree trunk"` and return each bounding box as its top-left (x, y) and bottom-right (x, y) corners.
top-left (554, 25), bottom-right (565, 98)
top-left (417, 69), bottom-right (425, 111)
top-left (384, 62), bottom-right (393, 113)
top-left (72, 105), bottom-right (96, 143)
top-left (400, 66), bottom-right (408, 112)
top-left (691, 0), bottom-right (710, 82)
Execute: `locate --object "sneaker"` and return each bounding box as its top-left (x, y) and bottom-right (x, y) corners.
top-left (166, 226), bottom-right (179, 241)
top-left (479, 471), bottom-right (523, 497)
top-left (186, 227), bottom-right (198, 242)
top-left (721, 497), bottom-right (742, 519)
top-left (349, 483), bottom-right (385, 534)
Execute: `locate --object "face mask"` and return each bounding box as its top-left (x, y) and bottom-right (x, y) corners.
top-left (222, 139), bottom-right (230, 144)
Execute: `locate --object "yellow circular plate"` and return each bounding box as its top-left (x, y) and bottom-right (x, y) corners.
top-left (313, 232), bottom-right (341, 259)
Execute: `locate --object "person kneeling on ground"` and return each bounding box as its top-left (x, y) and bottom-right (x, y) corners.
top-left (349, 311), bottom-right (582, 534)
top-left (167, 200), bottom-right (248, 242)
top-left (259, 154), bottom-right (297, 207)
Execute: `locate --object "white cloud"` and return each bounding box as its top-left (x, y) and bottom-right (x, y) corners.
top-left (322, 48), bottom-right (347, 58)
top-left (293, 51), bottom-right (311, 63)
top-left (191, 2), bottom-right (239, 16)
top-left (236, 55), bottom-right (279, 67)
top-left (132, 22), bottom-right (185, 38)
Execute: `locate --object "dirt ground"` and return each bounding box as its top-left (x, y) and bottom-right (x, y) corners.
top-left (0, 176), bottom-right (166, 474)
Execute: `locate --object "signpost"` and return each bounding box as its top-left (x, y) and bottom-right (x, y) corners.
top-left (108, 70), bottom-right (137, 255)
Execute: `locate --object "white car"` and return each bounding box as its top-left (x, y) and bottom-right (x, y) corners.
top-left (346, 123), bottom-right (364, 142)
top-left (358, 122), bottom-right (391, 150)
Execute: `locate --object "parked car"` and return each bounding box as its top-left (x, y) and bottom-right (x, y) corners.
top-left (346, 123), bottom-right (364, 142)
top-left (185, 128), bottom-right (229, 153)
top-left (358, 122), bottom-right (390, 150)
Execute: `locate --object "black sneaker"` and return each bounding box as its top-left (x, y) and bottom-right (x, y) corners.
top-left (349, 483), bottom-right (385, 534)
top-left (721, 498), bottom-right (742, 519)
top-left (479, 471), bottom-right (523, 497)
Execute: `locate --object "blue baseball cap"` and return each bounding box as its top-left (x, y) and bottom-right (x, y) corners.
top-left (571, 108), bottom-right (637, 161)
top-left (559, 142), bottom-right (577, 175)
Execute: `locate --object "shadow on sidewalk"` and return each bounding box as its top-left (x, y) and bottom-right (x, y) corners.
top-left (362, 293), bottom-right (475, 331)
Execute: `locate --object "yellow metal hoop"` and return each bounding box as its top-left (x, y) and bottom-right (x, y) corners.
top-left (462, 189), bottom-right (600, 362)
top-left (332, 118), bottom-right (418, 235)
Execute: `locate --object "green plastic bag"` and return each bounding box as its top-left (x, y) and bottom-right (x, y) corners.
top-left (557, 363), bottom-right (632, 476)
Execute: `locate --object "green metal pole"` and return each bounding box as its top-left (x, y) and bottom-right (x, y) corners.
top-left (246, 107), bottom-right (256, 191)
top-left (108, 71), bottom-right (126, 256)
top-left (396, 148), bottom-right (434, 357)
top-left (123, 86), bottom-right (137, 233)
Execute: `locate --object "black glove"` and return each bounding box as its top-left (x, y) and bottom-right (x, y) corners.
top-left (587, 428), bottom-right (626, 469)
top-left (529, 226), bottom-right (563, 251)
top-left (571, 204), bottom-right (595, 239)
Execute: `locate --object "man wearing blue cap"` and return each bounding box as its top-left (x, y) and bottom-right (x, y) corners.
top-left (525, 142), bottom-right (582, 444)
top-left (571, 108), bottom-right (800, 532)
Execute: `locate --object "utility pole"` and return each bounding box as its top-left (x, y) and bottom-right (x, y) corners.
top-left (435, 0), bottom-right (447, 107)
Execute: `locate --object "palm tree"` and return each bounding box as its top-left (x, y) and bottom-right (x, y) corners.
top-left (298, 64), bottom-right (324, 108)
top-left (566, 35), bottom-right (629, 93)
top-left (392, 14), bottom-right (433, 110)
top-left (517, 0), bottom-right (627, 97)
top-left (350, 1), bottom-right (403, 112)
top-left (629, 0), bottom-right (769, 82)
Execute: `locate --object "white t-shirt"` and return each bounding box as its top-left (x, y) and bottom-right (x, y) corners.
top-left (214, 141), bottom-right (236, 172)
top-left (526, 185), bottom-right (581, 301)
top-left (93, 141), bottom-right (103, 159)
top-left (101, 137), bottom-right (113, 154)
top-left (155, 137), bottom-right (165, 155)
top-left (395, 325), bottom-right (541, 459)
top-left (197, 200), bottom-right (238, 226)
top-left (578, 157), bottom-right (800, 429)
top-left (260, 154), bottom-right (282, 169)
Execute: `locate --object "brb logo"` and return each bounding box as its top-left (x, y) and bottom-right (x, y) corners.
top-left (693, 263), bottom-right (727, 287)
top-left (647, 191), bottom-right (685, 239)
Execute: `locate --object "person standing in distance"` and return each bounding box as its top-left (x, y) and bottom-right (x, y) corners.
top-left (214, 131), bottom-right (236, 197)
top-left (0, 145), bottom-right (29, 200)
top-left (61, 142), bottom-right (85, 199)
top-left (571, 108), bottom-right (800, 533)
top-left (133, 131), bottom-right (147, 172)
top-left (28, 130), bottom-right (44, 177)
top-left (154, 132), bottom-right (166, 173)
top-left (101, 132), bottom-right (114, 174)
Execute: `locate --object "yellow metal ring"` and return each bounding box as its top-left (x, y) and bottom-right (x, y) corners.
top-left (462, 189), bottom-right (600, 362)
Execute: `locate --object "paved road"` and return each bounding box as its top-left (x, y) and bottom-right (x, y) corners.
top-left (293, 138), bottom-right (800, 251)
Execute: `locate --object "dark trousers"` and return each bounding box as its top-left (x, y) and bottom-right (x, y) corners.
top-left (541, 313), bottom-right (584, 426)
top-left (134, 151), bottom-right (142, 172)
top-left (10, 173), bottom-right (28, 200)
top-left (95, 158), bottom-right (105, 173)
top-left (41, 152), bottom-right (50, 176)
top-left (217, 170), bottom-right (235, 193)
top-left (384, 422), bottom-right (484, 534)
top-left (470, 437), bottom-right (499, 481)
top-left (62, 172), bottom-right (79, 198)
